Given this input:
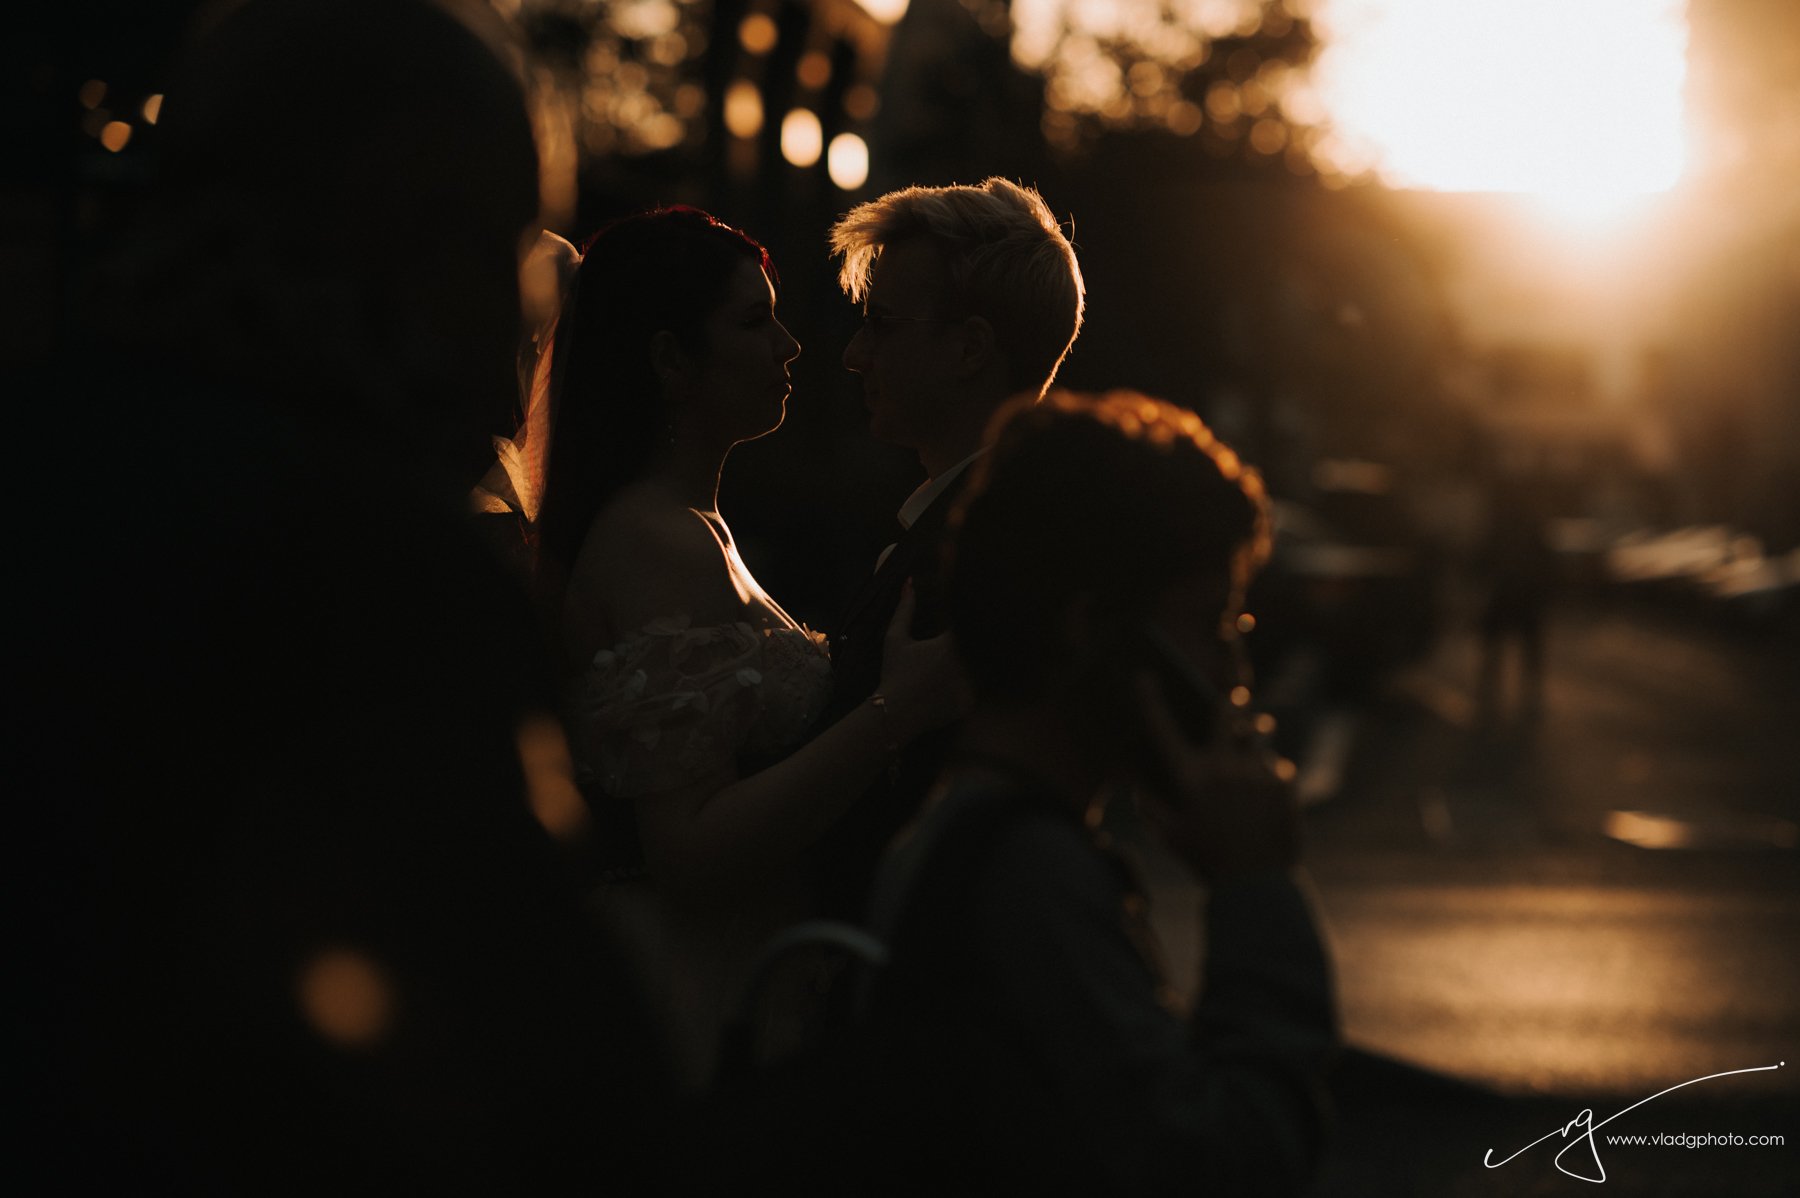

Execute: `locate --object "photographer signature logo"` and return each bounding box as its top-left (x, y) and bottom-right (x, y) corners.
top-left (1483, 1062), bottom-right (1784, 1183)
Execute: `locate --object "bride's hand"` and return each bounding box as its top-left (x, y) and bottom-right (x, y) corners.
top-left (876, 584), bottom-right (972, 739)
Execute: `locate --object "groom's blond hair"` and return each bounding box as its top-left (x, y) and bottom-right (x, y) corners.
top-left (830, 178), bottom-right (1085, 398)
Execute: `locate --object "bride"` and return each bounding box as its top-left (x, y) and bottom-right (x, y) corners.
top-left (531, 207), bottom-right (961, 1082)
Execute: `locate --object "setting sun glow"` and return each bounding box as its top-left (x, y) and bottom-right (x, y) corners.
top-left (1311, 0), bottom-right (1689, 216)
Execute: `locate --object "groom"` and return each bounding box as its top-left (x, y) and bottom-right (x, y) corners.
top-left (811, 178), bottom-right (1086, 919)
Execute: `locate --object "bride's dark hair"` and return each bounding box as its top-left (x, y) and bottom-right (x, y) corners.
top-left (534, 206), bottom-right (774, 595)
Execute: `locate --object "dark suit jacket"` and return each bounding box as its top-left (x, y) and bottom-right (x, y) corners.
top-left (809, 470), bottom-right (972, 920)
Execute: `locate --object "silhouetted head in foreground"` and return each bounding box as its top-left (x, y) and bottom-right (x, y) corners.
top-left (813, 394), bottom-right (1324, 1198)
top-left (950, 390), bottom-right (1271, 780)
top-left (111, 0), bottom-right (541, 488)
top-left (32, 4), bottom-right (676, 1193)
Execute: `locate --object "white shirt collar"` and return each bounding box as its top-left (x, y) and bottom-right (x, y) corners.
top-left (897, 448), bottom-right (987, 529)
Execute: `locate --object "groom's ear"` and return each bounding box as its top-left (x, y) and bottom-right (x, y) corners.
top-left (649, 329), bottom-right (689, 390)
top-left (953, 315), bottom-right (998, 379)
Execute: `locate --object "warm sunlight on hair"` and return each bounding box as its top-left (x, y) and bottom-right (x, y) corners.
top-left (1310, 0), bottom-right (1689, 217)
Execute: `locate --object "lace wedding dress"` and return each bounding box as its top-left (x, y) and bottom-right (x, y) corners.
top-left (568, 609), bottom-right (833, 1086)
top-left (571, 616), bottom-right (832, 799)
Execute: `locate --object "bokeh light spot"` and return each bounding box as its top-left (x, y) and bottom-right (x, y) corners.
top-left (1168, 100), bottom-right (1204, 136)
top-left (828, 132), bottom-right (870, 190)
top-left (797, 51), bottom-right (832, 91)
top-left (616, 61), bottom-right (649, 92)
top-left (635, 111), bottom-right (685, 151)
top-left (724, 79), bottom-right (764, 139)
top-left (780, 107), bottom-right (823, 167)
top-left (739, 13), bottom-right (778, 56)
top-left (99, 121), bottom-right (132, 152)
top-left (646, 33), bottom-right (688, 66)
top-left (843, 83), bottom-right (881, 122)
top-left (674, 83), bottom-right (706, 119)
top-left (614, 0), bottom-right (680, 39)
top-left (1249, 117), bottom-right (1287, 155)
top-left (298, 949), bottom-right (394, 1048)
top-left (1205, 81), bottom-right (1241, 122)
top-left (851, 0), bottom-right (911, 23)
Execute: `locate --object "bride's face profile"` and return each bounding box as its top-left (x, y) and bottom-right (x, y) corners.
top-left (679, 260), bottom-right (801, 445)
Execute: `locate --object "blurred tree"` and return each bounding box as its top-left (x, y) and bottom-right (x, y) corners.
top-left (505, 0), bottom-right (1342, 210)
top-left (1010, 0), bottom-right (1327, 178)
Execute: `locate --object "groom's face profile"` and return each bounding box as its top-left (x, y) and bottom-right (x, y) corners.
top-left (843, 237), bottom-right (961, 452)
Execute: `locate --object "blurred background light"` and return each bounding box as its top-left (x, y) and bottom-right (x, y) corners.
top-left (781, 108), bottom-right (823, 167)
top-left (298, 949), bottom-right (393, 1048)
top-left (827, 132), bottom-right (870, 190)
top-left (634, 111), bottom-right (684, 150)
top-left (1249, 116), bottom-right (1287, 155)
top-left (1205, 80), bottom-right (1241, 121)
top-left (724, 79), bottom-right (764, 139)
top-left (1311, 0), bottom-right (1689, 214)
top-left (78, 79), bottom-right (106, 110)
top-left (645, 32), bottom-right (688, 66)
top-left (612, 0), bottom-right (680, 40)
top-left (141, 93), bottom-right (163, 124)
top-left (851, 0), bottom-right (911, 25)
top-left (100, 121), bottom-right (132, 152)
top-left (739, 13), bottom-right (779, 56)
top-left (673, 83), bottom-right (705, 119)
top-left (843, 83), bottom-right (881, 122)
top-left (797, 50), bottom-right (832, 91)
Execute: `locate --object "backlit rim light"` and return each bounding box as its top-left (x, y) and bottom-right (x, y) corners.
top-left (1310, 0), bottom-right (1689, 213)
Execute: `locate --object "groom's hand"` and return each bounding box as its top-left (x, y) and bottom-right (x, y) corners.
top-left (878, 585), bottom-right (972, 737)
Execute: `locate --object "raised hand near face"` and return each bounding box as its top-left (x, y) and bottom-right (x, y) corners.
top-left (1132, 672), bottom-right (1300, 887)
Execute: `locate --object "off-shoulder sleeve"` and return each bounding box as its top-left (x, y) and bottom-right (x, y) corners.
top-left (569, 618), bottom-right (767, 798)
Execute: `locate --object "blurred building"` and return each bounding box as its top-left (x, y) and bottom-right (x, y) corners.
top-left (1657, 0), bottom-right (1800, 549)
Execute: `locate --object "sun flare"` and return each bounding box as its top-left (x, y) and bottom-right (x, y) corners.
top-left (1310, 0), bottom-right (1689, 214)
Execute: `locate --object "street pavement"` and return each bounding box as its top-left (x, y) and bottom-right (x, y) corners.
top-left (1116, 599), bottom-right (1800, 1195)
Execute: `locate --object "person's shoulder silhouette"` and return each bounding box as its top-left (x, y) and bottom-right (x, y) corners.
top-left (23, 3), bottom-right (670, 1192)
